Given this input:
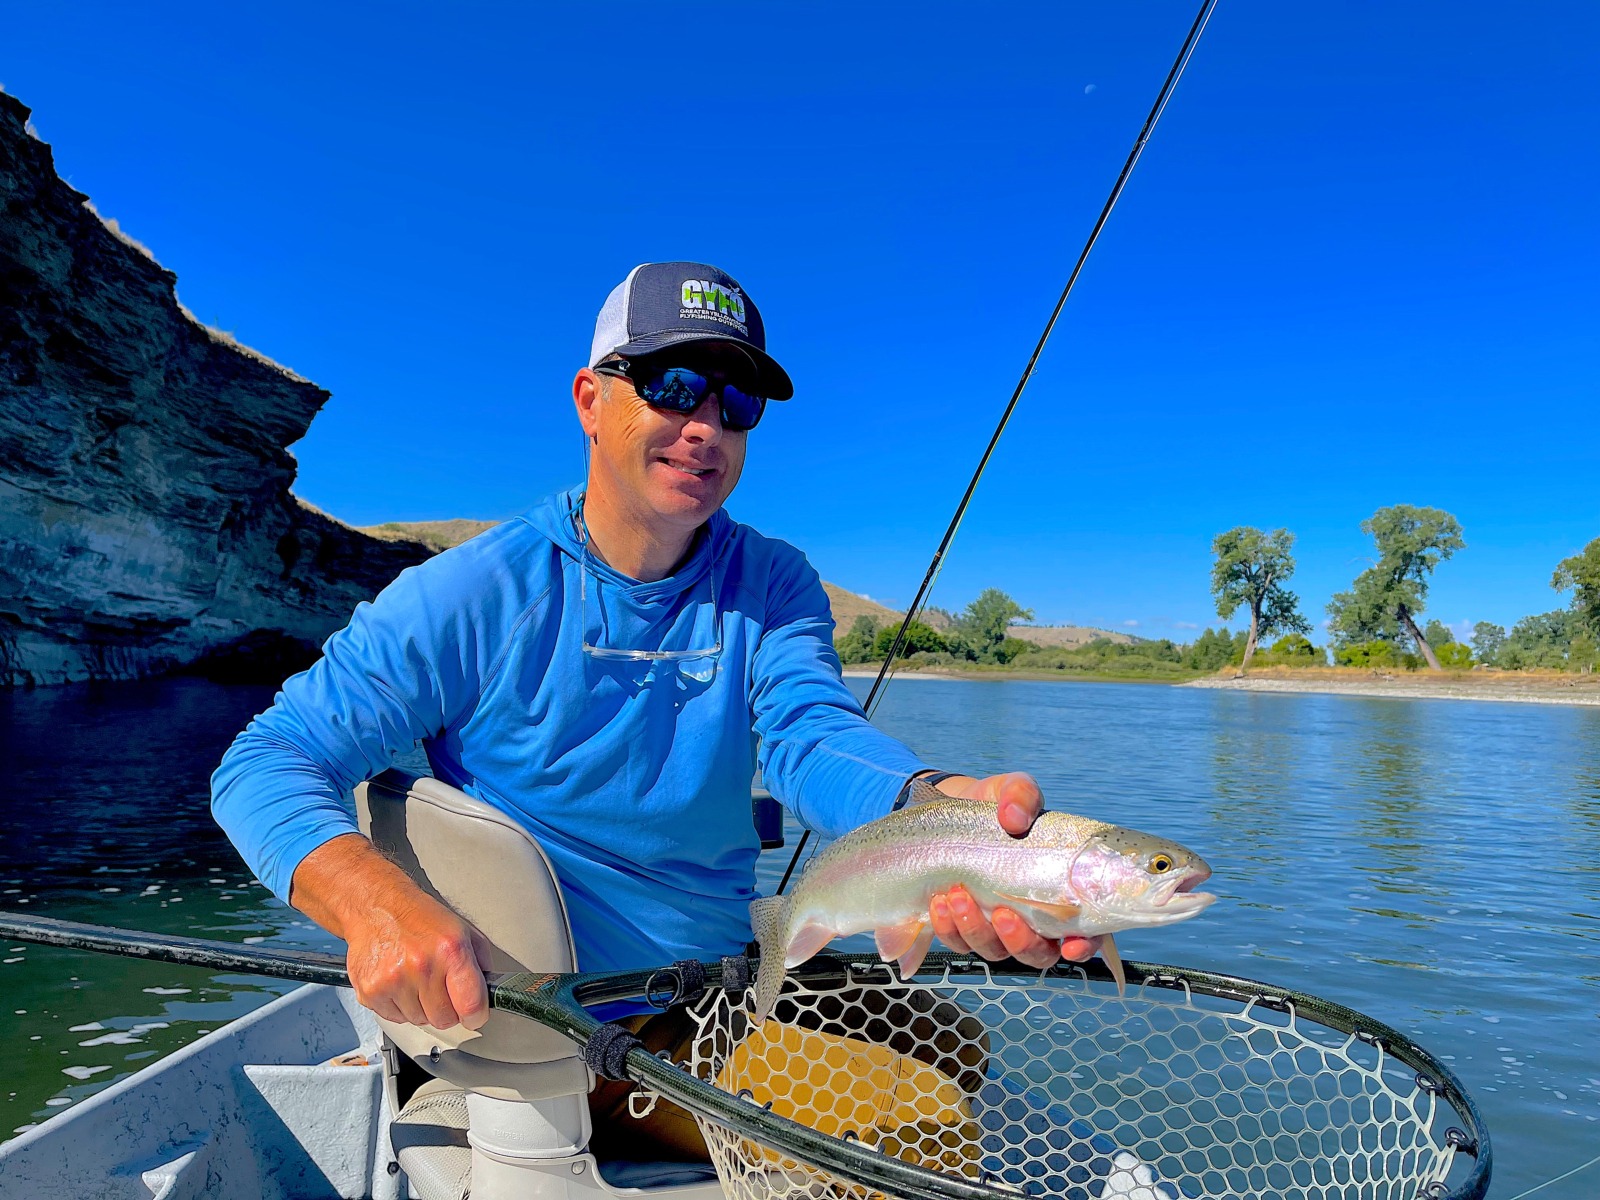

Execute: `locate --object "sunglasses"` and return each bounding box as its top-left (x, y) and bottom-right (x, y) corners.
top-left (595, 357), bottom-right (768, 432)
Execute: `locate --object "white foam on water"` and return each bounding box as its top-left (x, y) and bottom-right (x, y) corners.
top-left (209, 878), bottom-right (226, 884)
top-left (79, 1032), bottom-right (141, 1047)
top-left (68, 1022), bottom-right (104, 1032)
top-left (3, 958), bottom-right (22, 964)
top-left (242, 936), bottom-right (264, 944)
top-left (130, 1022), bottom-right (169, 1033)
top-left (45, 1098), bottom-right (70, 1107)
top-left (13, 1124), bottom-right (38, 1134)
top-left (61, 1065), bottom-right (110, 1080)
top-left (141, 987), bottom-right (191, 996)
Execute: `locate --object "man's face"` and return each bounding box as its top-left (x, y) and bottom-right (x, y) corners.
top-left (580, 341), bottom-right (755, 534)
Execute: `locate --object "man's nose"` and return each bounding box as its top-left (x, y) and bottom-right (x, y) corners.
top-left (681, 393), bottom-right (723, 441)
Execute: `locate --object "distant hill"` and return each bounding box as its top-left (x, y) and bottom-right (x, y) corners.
top-left (359, 519), bottom-right (498, 553)
top-left (823, 584), bottom-right (903, 629)
top-left (821, 583), bottom-right (1136, 647)
top-left (355, 525), bottom-right (1138, 648)
top-left (1006, 624), bottom-right (1138, 648)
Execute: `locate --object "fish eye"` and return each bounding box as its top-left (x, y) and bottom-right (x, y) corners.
top-left (1150, 854), bottom-right (1174, 874)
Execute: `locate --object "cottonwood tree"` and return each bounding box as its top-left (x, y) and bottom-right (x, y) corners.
top-left (1209, 527), bottom-right (1310, 671)
top-left (1552, 537), bottom-right (1600, 637)
top-left (1327, 505), bottom-right (1464, 671)
top-left (949, 589), bottom-right (1033, 663)
top-left (1471, 621), bottom-right (1506, 665)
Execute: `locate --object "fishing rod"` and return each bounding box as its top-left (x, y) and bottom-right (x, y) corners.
top-left (778, 0), bottom-right (1221, 895)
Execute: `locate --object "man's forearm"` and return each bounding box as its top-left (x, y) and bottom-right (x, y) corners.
top-left (290, 832), bottom-right (492, 1031)
top-left (290, 832), bottom-right (432, 941)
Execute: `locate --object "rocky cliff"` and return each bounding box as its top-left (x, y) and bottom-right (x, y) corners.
top-left (0, 90), bottom-right (432, 686)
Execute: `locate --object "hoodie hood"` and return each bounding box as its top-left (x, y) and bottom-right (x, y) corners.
top-left (518, 485), bottom-right (735, 605)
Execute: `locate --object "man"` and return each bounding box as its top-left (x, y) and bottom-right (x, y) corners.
top-left (211, 261), bottom-right (1098, 1128)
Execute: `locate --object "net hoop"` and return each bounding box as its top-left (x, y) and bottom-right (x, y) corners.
top-left (0, 915), bottom-right (1489, 1200)
top-left (506, 953), bottom-right (1489, 1200)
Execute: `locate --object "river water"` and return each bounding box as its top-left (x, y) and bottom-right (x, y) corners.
top-left (0, 675), bottom-right (1596, 1197)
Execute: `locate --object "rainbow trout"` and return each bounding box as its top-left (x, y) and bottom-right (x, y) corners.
top-left (749, 782), bottom-right (1215, 1021)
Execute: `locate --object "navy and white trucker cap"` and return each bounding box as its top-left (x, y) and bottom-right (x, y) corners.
top-left (589, 262), bottom-right (794, 401)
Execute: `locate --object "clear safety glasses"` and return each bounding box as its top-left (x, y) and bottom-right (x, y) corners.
top-left (575, 497), bottom-right (721, 681)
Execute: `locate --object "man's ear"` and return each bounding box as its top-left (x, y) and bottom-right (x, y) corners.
top-left (573, 368), bottom-right (604, 440)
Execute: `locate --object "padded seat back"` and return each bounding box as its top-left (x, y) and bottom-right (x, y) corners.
top-left (355, 769), bottom-right (589, 1101)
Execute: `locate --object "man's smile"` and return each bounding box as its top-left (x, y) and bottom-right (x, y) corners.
top-left (656, 455), bottom-right (718, 479)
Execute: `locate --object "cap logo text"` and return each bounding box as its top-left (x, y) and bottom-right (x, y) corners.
top-left (681, 279), bottom-right (747, 326)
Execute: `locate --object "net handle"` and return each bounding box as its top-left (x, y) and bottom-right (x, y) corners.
top-left (0, 912), bottom-right (1020, 1200)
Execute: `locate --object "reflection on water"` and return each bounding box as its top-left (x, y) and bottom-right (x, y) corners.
top-left (0, 679), bottom-right (336, 1139)
top-left (1, 676), bottom-right (1597, 1196)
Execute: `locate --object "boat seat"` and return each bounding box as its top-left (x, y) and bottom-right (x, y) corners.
top-left (355, 769), bottom-right (731, 1200)
top-left (391, 1078), bottom-right (472, 1200)
top-left (355, 768), bottom-right (589, 1103)
top-left (355, 769), bottom-right (595, 1200)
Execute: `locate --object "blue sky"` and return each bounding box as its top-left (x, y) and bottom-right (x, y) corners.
top-left (8, 2), bottom-right (1596, 641)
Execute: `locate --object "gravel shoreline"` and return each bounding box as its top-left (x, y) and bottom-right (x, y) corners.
top-left (1183, 674), bottom-right (1600, 706)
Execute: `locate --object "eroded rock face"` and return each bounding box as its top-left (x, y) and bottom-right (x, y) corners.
top-left (0, 90), bottom-right (431, 686)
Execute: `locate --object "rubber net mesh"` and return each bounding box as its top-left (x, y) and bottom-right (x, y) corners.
top-left (687, 963), bottom-right (1459, 1200)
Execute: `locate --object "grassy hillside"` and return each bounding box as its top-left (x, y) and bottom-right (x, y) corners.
top-left (823, 584), bottom-right (903, 629)
top-left (1007, 624), bottom-right (1137, 648)
top-left (359, 519), bottom-right (498, 553)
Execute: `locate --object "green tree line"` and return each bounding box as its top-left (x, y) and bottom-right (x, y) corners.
top-left (835, 516), bottom-right (1600, 676)
top-left (1208, 508), bottom-right (1598, 673)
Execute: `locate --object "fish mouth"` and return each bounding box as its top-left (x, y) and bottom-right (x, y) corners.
top-left (1154, 866), bottom-right (1216, 916)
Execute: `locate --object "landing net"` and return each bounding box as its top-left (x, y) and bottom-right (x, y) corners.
top-left (687, 955), bottom-right (1486, 1200)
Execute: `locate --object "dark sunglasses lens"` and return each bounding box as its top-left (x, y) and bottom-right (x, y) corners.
top-left (720, 385), bottom-right (766, 431)
top-left (641, 367), bottom-right (709, 411)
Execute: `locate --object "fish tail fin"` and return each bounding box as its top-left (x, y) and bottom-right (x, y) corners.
top-left (749, 894), bottom-right (791, 1023)
top-left (1101, 933), bottom-right (1126, 997)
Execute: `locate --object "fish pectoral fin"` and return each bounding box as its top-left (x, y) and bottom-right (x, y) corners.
top-left (874, 919), bottom-right (928, 964)
top-left (784, 921), bottom-right (838, 969)
top-left (1100, 933), bottom-right (1126, 997)
top-left (896, 924), bottom-right (935, 979)
top-left (995, 893), bottom-right (1082, 925)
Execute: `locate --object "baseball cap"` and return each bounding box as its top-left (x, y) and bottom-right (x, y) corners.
top-left (589, 262), bottom-right (794, 401)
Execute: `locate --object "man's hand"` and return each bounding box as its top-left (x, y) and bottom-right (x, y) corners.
top-left (922, 771), bottom-right (1104, 970)
top-left (290, 833), bottom-right (492, 1031)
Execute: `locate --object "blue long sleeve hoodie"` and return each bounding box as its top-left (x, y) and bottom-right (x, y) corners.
top-left (211, 487), bottom-right (928, 972)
